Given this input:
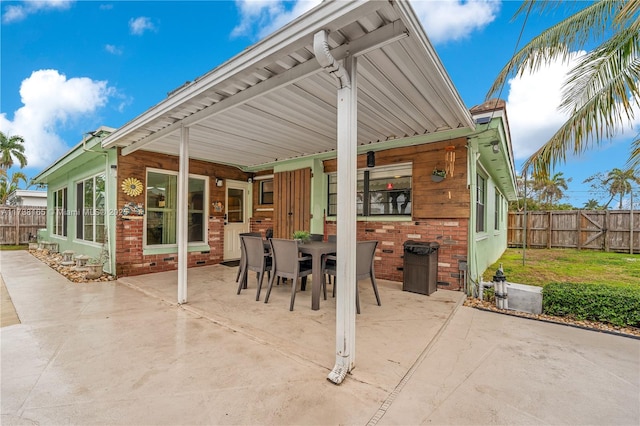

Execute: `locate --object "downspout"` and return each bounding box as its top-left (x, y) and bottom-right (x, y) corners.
top-left (313, 30), bottom-right (350, 89)
top-left (315, 29), bottom-right (355, 386)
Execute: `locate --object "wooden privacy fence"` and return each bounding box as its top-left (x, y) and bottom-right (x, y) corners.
top-left (0, 206), bottom-right (47, 245)
top-left (508, 210), bottom-right (639, 254)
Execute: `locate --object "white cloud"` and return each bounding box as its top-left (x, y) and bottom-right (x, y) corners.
top-left (129, 16), bottom-right (156, 35)
top-left (409, 0), bottom-right (500, 44)
top-left (230, 0), bottom-right (499, 44)
top-left (0, 70), bottom-right (114, 168)
top-left (231, 0), bottom-right (321, 39)
top-left (2, 0), bottom-right (74, 24)
top-left (506, 51), bottom-right (640, 162)
top-left (506, 57), bottom-right (576, 161)
top-left (105, 44), bottom-right (122, 55)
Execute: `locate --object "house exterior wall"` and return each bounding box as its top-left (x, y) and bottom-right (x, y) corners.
top-left (109, 134), bottom-right (507, 290)
top-left (114, 149), bottom-right (249, 276)
top-left (39, 146), bottom-right (118, 274)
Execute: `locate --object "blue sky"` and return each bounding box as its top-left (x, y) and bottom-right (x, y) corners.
top-left (1, 0), bottom-right (638, 208)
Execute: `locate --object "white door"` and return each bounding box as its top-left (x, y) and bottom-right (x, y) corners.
top-left (223, 180), bottom-right (250, 260)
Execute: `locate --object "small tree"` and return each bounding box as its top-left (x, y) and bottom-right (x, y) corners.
top-left (0, 172), bottom-right (28, 204)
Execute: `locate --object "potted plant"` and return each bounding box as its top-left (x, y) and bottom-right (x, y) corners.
top-left (431, 168), bottom-right (446, 183)
top-left (85, 257), bottom-right (104, 280)
top-left (292, 230), bottom-right (311, 243)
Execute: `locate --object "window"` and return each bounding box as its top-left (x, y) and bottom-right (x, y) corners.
top-left (327, 163), bottom-right (412, 216)
top-left (145, 170), bottom-right (207, 246)
top-left (76, 174), bottom-right (106, 243)
top-left (53, 187), bottom-right (67, 237)
top-left (476, 174), bottom-right (486, 232)
top-left (260, 179), bottom-right (273, 205)
top-left (494, 192), bottom-right (503, 231)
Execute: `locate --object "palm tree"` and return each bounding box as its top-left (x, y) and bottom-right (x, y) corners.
top-left (488, 0), bottom-right (640, 177)
top-left (583, 199), bottom-right (601, 209)
top-left (0, 171), bottom-right (28, 204)
top-left (602, 167), bottom-right (640, 209)
top-left (0, 131), bottom-right (27, 170)
top-left (531, 171), bottom-right (571, 207)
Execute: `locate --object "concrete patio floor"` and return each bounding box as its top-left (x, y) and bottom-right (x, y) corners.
top-left (1, 250), bottom-right (639, 425)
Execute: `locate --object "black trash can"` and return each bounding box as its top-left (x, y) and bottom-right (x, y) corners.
top-left (402, 240), bottom-right (439, 295)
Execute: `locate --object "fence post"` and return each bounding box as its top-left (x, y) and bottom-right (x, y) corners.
top-left (604, 210), bottom-right (610, 252)
top-left (14, 207), bottom-right (20, 245)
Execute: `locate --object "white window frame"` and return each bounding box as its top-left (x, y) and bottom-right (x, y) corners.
top-left (53, 187), bottom-right (67, 237)
top-left (476, 173), bottom-right (487, 233)
top-left (144, 168), bottom-right (209, 248)
top-left (75, 172), bottom-right (106, 244)
top-left (327, 162), bottom-right (412, 217)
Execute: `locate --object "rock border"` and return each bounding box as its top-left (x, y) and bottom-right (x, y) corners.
top-left (29, 249), bottom-right (116, 283)
top-left (464, 297), bottom-right (640, 339)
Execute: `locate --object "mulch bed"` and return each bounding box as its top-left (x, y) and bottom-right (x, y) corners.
top-left (29, 249), bottom-right (116, 283)
top-left (464, 297), bottom-right (640, 339)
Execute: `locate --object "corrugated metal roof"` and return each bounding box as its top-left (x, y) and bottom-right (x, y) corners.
top-left (102, 0), bottom-right (475, 169)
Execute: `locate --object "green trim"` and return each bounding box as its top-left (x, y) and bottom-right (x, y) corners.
top-left (143, 244), bottom-right (211, 256)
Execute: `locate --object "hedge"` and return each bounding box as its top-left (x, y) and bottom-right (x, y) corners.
top-left (542, 282), bottom-right (640, 327)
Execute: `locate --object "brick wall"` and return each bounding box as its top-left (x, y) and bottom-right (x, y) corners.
top-left (324, 219), bottom-right (467, 290)
top-left (116, 216), bottom-right (224, 277)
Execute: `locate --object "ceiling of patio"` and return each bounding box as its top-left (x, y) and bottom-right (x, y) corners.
top-left (102, 1), bottom-right (476, 170)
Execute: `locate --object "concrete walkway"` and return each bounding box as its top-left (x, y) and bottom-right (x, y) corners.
top-left (1, 250), bottom-right (639, 425)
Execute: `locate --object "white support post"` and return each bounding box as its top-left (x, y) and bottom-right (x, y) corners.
top-left (328, 55), bottom-right (357, 385)
top-left (177, 125), bottom-right (189, 304)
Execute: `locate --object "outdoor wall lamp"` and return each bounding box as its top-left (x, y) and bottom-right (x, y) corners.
top-left (490, 140), bottom-right (500, 154)
top-left (367, 151), bottom-right (375, 168)
top-left (215, 178), bottom-right (224, 187)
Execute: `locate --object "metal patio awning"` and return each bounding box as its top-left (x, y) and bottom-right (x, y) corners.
top-left (102, 0), bottom-right (475, 167)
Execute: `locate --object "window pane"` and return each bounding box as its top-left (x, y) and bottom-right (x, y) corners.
top-left (146, 172), bottom-right (177, 245)
top-left (188, 178), bottom-right (205, 242)
top-left (227, 188), bottom-right (244, 223)
top-left (327, 164), bottom-right (412, 217)
top-left (95, 174), bottom-right (105, 243)
top-left (260, 180), bottom-right (273, 205)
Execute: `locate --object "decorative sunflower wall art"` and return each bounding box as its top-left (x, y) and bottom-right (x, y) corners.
top-left (121, 177), bottom-right (143, 197)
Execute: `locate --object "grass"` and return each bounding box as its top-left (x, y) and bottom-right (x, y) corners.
top-left (487, 248), bottom-right (639, 288)
top-left (0, 245), bottom-right (28, 251)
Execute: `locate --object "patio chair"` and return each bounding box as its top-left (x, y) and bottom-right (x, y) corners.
top-left (322, 240), bottom-right (380, 314)
top-left (237, 235), bottom-right (272, 301)
top-left (235, 232), bottom-right (263, 285)
top-left (325, 235), bottom-right (337, 286)
top-left (264, 238), bottom-right (313, 311)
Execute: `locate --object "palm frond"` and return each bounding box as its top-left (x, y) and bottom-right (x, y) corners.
top-left (560, 26), bottom-right (640, 119)
top-left (488, 0), bottom-right (621, 99)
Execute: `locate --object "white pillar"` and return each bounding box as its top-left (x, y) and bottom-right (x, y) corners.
top-left (328, 55), bottom-right (357, 385)
top-left (177, 125), bottom-right (189, 304)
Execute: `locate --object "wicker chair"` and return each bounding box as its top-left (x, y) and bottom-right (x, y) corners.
top-left (264, 238), bottom-right (313, 311)
top-left (322, 240), bottom-right (380, 314)
top-left (237, 235), bottom-right (272, 301)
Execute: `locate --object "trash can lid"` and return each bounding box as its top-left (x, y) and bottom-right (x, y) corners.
top-left (403, 240), bottom-right (439, 254)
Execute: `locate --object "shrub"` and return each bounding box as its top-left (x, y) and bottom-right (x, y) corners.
top-left (543, 282), bottom-right (640, 327)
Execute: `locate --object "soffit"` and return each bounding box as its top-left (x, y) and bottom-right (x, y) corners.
top-left (102, 1), bottom-right (475, 170)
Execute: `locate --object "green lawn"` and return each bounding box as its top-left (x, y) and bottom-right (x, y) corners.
top-left (0, 245), bottom-right (28, 251)
top-left (487, 248), bottom-right (639, 288)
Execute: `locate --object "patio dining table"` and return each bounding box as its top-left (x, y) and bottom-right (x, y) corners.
top-left (297, 241), bottom-right (336, 310)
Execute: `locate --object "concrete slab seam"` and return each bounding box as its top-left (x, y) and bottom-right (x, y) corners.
top-left (366, 294), bottom-right (466, 426)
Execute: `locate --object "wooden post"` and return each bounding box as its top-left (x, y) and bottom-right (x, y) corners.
top-left (15, 207), bottom-right (20, 245)
top-left (547, 211), bottom-right (552, 249)
top-left (604, 210), bottom-right (610, 252)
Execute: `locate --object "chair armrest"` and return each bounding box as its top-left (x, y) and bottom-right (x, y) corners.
top-left (297, 255), bottom-right (312, 262)
top-left (325, 255), bottom-right (337, 261)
